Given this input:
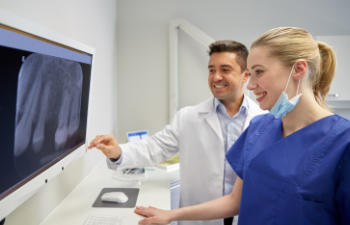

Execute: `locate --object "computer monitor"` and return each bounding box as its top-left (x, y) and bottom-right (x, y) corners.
top-left (0, 14), bottom-right (93, 220)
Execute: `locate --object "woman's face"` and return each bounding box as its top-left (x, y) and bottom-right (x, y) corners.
top-left (247, 46), bottom-right (292, 110)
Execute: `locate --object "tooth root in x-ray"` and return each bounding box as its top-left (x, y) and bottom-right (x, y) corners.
top-left (32, 84), bottom-right (51, 153)
top-left (68, 87), bottom-right (81, 136)
top-left (54, 126), bottom-right (68, 150)
top-left (14, 53), bottom-right (83, 157)
top-left (14, 118), bottom-right (31, 157)
top-left (54, 68), bottom-right (82, 150)
top-left (14, 56), bottom-right (41, 157)
top-left (55, 92), bottom-right (70, 149)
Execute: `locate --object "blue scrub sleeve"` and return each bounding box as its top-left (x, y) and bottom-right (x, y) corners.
top-left (335, 144), bottom-right (350, 224)
top-left (225, 127), bottom-right (249, 179)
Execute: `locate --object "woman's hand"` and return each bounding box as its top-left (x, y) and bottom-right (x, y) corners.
top-left (134, 178), bottom-right (243, 224)
top-left (135, 206), bottom-right (173, 225)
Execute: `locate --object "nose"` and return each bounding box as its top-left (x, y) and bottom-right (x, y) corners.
top-left (212, 72), bottom-right (223, 81)
top-left (247, 76), bottom-right (257, 90)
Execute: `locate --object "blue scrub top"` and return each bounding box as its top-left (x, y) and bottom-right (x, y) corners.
top-left (226, 114), bottom-right (350, 225)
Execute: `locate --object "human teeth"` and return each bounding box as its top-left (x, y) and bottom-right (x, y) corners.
top-left (214, 84), bottom-right (225, 88)
top-left (256, 92), bottom-right (266, 98)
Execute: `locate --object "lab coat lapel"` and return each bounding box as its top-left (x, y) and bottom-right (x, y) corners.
top-left (197, 98), bottom-right (223, 142)
top-left (204, 111), bottom-right (223, 142)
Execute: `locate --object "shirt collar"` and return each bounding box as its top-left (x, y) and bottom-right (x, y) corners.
top-left (214, 95), bottom-right (249, 116)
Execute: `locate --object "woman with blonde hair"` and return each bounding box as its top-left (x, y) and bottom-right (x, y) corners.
top-left (135, 27), bottom-right (350, 225)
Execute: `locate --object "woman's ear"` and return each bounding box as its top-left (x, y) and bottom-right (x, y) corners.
top-left (293, 60), bottom-right (308, 80)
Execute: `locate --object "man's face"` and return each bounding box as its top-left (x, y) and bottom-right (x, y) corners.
top-left (208, 52), bottom-right (248, 104)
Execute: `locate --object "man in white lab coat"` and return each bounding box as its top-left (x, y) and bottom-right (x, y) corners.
top-left (89, 40), bottom-right (266, 225)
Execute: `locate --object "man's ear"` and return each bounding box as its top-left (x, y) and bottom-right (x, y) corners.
top-left (293, 60), bottom-right (308, 81)
top-left (242, 69), bottom-right (249, 83)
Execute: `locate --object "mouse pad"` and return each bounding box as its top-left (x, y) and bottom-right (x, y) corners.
top-left (92, 187), bottom-right (140, 208)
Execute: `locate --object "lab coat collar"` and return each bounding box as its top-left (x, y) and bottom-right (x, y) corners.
top-left (197, 96), bottom-right (249, 115)
top-left (214, 96), bottom-right (249, 118)
top-left (197, 97), bottom-right (216, 114)
top-left (196, 95), bottom-right (263, 141)
top-left (197, 97), bottom-right (223, 142)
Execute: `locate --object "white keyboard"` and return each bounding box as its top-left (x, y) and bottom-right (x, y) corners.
top-left (84, 215), bottom-right (122, 225)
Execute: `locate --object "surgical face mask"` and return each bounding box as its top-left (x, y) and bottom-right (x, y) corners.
top-left (269, 65), bottom-right (302, 118)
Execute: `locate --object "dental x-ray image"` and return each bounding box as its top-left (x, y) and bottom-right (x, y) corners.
top-left (0, 45), bottom-right (91, 199)
top-left (14, 52), bottom-right (83, 170)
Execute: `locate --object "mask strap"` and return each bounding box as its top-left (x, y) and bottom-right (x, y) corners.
top-left (284, 64), bottom-right (295, 92)
top-left (296, 79), bottom-right (301, 95)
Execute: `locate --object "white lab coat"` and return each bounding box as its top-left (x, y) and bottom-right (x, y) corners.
top-left (107, 96), bottom-right (266, 225)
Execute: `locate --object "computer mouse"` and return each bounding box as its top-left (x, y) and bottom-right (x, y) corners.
top-left (101, 191), bottom-right (128, 203)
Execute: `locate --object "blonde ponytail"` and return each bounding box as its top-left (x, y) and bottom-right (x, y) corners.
top-left (314, 41), bottom-right (336, 106)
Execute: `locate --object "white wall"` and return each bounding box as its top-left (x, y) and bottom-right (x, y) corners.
top-left (0, 0), bottom-right (118, 224)
top-left (116, 0), bottom-right (350, 141)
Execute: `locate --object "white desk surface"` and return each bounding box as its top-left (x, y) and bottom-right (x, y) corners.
top-left (40, 162), bottom-right (179, 225)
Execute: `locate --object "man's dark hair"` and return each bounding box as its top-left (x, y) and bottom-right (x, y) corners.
top-left (208, 40), bottom-right (248, 71)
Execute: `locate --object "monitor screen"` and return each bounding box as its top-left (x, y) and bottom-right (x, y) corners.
top-left (0, 25), bottom-right (92, 202)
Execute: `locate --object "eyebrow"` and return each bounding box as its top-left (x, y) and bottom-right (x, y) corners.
top-left (221, 64), bottom-right (232, 69)
top-left (208, 64), bottom-right (233, 69)
top-left (250, 64), bottom-right (264, 70)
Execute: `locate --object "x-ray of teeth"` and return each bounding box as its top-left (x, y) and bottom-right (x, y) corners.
top-left (0, 30), bottom-right (92, 201)
top-left (14, 53), bottom-right (83, 160)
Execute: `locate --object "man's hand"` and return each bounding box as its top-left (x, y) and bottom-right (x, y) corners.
top-left (88, 134), bottom-right (121, 159)
top-left (135, 206), bottom-right (173, 225)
